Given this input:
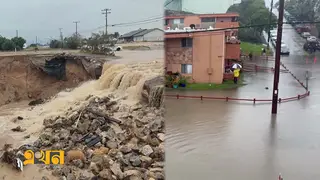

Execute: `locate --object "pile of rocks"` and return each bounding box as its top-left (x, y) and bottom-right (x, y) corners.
top-left (2, 95), bottom-right (164, 180)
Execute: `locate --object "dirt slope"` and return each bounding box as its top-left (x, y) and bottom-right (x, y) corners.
top-left (0, 55), bottom-right (93, 106)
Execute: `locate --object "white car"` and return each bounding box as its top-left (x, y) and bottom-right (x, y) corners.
top-left (271, 37), bottom-right (277, 42)
top-left (270, 29), bottom-right (277, 33)
top-left (302, 32), bottom-right (311, 38)
top-left (281, 44), bottom-right (290, 55)
top-left (307, 36), bottom-right (317, 42)
top-left (271, 32), bottom-right (278, 37)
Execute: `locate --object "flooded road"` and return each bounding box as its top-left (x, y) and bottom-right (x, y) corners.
top-left (165, 56), bottom-right (320, 179)
top-left (264, 0), bottom-right (307, 55)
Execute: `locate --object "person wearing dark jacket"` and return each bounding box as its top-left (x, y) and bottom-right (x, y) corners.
top-left (248, 52), bottom-right (253, 60)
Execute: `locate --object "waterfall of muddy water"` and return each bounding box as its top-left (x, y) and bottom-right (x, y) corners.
top-left (0, 61), bottom-right (164, 149)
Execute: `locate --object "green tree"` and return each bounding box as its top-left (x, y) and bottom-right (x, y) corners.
top-left (0, 36), bottom-right (7, 51)
top-left (29, 44), bottom-right (37, 48)
top-left (227, 0), bottom-right (277, 43)
top-left (65, 33), bottom-right (81, 49)
top-left (49, 39), bottom-right (62, 48)
top-left (285, 0), bottom-right (320, 37)
top-left (114, 32), bottom-right (120, 38)
top-left (285, 0), bottom-right (320, 22)
top-left (2, 39), bottom-right (16, 51)
top-left (11, 37), bottom-right (26, 50)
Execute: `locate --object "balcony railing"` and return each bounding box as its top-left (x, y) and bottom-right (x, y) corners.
top-left (225, 36), bottom-right (240, 44)
top-left (164, 23), bottom-right (184, 30)
top-left (225, 43), bottom-right (241, 60)
top-left (215, 22), bottom-right (239, 29)
top-left (198, 22), bottom-right (215, 29)
top-left (164, 22), bottom-right (239, 30)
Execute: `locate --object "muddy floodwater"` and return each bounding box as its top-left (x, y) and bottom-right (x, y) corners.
top-left (166, 51), bottom-right (320, 179)
top-left (0, 49), bottom-right (163, 180)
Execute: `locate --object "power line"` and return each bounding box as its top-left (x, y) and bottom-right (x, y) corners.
top-left (110, 16), bottom-right (163, 27)
top-left (111, 19), bottom-right (163, 27)
top-left (165, 20), bottom-right (320, 36)
top-left (61, 15), bottom-right (164, 37)
top-left (165, 0), bottom-right (175, 7)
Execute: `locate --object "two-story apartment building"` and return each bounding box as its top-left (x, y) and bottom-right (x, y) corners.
top-left (164, 13), bottom-right (240, 84)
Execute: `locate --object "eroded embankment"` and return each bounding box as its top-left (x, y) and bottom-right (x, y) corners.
top-left (0, 54), bottom-right (102, 106)
top-left (0, 58), bottom-right (164, 180)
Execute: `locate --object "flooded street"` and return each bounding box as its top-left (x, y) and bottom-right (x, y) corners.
top-left (165, 14), bottom-right (320, 179)
top-left (166, 57), bottom-right (320, 180)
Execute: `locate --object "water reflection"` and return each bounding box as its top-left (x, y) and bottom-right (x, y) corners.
top-left (166, 54), bottom-right (320, 179)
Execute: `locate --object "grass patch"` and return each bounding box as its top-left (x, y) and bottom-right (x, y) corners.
top-left (240, 42), bottom-right (273, 56)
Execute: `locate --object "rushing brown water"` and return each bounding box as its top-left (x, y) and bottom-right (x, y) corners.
top-left (0, 49), bottom-right (163, 179)
top-left (165, 53), bottom-right (320, 180)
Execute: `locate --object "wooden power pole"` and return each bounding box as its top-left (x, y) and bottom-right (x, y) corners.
top-left (101, 8), bottom-right (111, 35)
top-left (271, 0), bottom-right (285, 114)
top-left (73, 21), bottom-right (80, 36)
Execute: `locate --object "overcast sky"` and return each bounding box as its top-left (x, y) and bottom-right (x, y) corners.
top-left (0, 0), bottom-right (164, 44)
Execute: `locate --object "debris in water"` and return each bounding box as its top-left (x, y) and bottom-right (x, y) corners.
top-left (24, 134), bottom-right (31, 139)
top-left (11, 126), bottom-right (26, 132)
top-left (3, 95), bottom-right (164, 179)
top-left (12, 116), bottom-right (24, 123)
top-left (28, 98), bottom-right (44, 106)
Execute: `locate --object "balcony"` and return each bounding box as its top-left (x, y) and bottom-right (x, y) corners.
top-left (215, 22), bottom-right (239, 29)
top-left (164, 23), bottom-right (184, 30)
top-left (225, 43), bottom-right (240, 60)
top-left (199, 22), bottom-right (215, 29)
top-left (225, 36), bottom-right (240, 44)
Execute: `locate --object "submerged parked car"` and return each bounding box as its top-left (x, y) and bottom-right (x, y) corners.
top-left (302, 32), bottom-right (311, 38)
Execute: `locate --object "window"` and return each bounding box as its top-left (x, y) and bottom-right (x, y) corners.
top-left (231, 17), bottom-right (238, 22)
top-left (201, 17), bottom-right (216, 22)
top-left (164, 19), bottom-right (169, 25)
top-left (181, 64), bottom-right (192, 74)
top-left (173, 18), bottom-right (184, 24)
top-left (181, 38), bottom-right (193, 47)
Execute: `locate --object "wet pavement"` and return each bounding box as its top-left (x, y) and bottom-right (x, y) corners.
top-left (264, 0), bottom-right (307, 56)
top-left (165, 10), bottom-right (320, 179)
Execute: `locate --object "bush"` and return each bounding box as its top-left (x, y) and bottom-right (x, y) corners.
top-left (1, 39), bottom-right (16, 51)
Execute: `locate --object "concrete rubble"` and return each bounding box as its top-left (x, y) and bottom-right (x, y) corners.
top-left (1, 95), bottom-right (165, 180)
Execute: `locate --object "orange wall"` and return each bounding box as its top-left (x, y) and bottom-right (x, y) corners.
top-left (225, 43), bottom-right (241, 60)
top-left (192, 32), bottom-right (225, 84)
top-left (215, 22), bottom-right (239, 29)
top-left (165, 31), bottom-right (226, 84)
top-left (165, 14), bottom-right (239, 30)
top-left (165, 39), bottom-right (192, 73)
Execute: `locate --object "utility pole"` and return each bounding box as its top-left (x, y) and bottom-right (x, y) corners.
top-left (267, 0), bottom-right (274, 49)
top-left (271, 0), bottom-right (285, 114)
top-left (73, 21), bottom-right (80, 36)
top-left (16, 30), bottom-right (18, 37)
top-left (36, 36), bottom-right (38, 45)
top-left (305, 70), bottom-right (310, 90)
top-left (59, 28), bottom-right (64, 48)
top-left (101, 8), bottom-right (111, 35)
